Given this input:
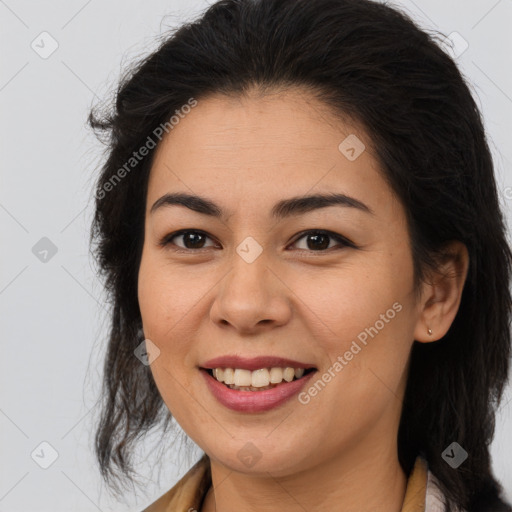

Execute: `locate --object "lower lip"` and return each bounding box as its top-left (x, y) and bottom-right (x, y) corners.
top-left (200, 368), bottom-right (317, 413)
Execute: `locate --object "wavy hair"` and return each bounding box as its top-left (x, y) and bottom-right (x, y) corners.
top-left (88, 0), bottom-right (512, 509)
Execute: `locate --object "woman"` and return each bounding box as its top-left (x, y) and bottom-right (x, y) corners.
top-left (88, 0), bottom-right (512, 510)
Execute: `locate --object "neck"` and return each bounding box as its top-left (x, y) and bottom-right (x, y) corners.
top-left (201, 442), bottom-right (407, 512)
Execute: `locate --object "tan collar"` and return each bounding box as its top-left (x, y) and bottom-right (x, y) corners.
top-left (142, 455), bottom-right (428, 512)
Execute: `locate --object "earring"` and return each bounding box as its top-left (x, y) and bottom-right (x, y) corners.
top-left (427, 327), bottom-right (433, 336)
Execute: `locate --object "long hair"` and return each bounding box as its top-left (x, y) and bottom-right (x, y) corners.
top-left (88, 0), bottom-right (512, 509)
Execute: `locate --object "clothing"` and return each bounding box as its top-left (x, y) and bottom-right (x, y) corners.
top-left (141, 454), bottom-right (456, 512)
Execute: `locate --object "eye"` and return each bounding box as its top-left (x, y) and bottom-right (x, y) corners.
top-left (159, 230), bottom-right (218, 251)
top-left (159, 229), bottom-right (356, 253)
top-left (290, 230), bottom-right (356, 252)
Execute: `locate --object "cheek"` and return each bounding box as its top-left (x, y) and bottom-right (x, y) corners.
top-left (289, 253), bottom-right (414, 396)
top-left (138, 252), bottom-right (192, 334)
top-left (137, 251), bottom-right (218, 374)
top-left (290, 260), bottom-right (406, 341)
top-left (137, 255), bottom-right (198, 418)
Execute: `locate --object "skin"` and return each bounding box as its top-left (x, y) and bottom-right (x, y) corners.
top-left (137, 87), bottom-right (469, 512)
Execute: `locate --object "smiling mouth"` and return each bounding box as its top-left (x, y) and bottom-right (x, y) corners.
top-left (203, 367), bottom-right (317, 391)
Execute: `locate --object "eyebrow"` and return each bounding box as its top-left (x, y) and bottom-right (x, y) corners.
top-left (150, 192), bottom-right (374, 219)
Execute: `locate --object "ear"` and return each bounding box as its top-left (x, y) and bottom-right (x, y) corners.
top-left (413, 240), bottom-right (469, 343)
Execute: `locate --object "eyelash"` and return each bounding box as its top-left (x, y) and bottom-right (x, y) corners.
top-left (159, 229), bottom-right (357, 254)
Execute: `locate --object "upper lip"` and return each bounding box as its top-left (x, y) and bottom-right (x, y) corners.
top-left (200, 355), bottom-right (316, 371)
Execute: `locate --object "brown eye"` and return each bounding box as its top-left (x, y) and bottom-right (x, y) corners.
top-left (160, 229), bottom-right (356, 253)
top-left (291, 230), bottom-right (355, 251)
top-left (161, 230), bottom-right (217, 250)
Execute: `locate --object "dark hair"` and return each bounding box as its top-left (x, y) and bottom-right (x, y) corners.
top-left (88, 0), bottom-right (512, 510)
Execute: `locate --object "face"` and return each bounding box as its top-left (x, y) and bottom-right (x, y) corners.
top-left (137, 87), bottom-right (422, 476)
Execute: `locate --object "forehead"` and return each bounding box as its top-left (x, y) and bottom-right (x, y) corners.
top-left (153, 87), bottom-right (365, 164)
top-left (146, 88), bottom-right (398, 220)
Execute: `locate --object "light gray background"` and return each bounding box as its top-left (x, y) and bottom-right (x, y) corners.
top-left (1, 0), bottom-right (511, 510)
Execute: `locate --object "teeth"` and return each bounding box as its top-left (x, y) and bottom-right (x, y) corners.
top-left (283, 367), bottom-right (295, 382)
top-left (251, 368), bottom-right (270, 387)
top-left (234, 369), bottom-right (252, 387)
top-left (223, 368), bottom-right (234, 385)
top-left (269, 367), bottom-right (283, 383)
top-left (209, 366), bottom-right (310, 388)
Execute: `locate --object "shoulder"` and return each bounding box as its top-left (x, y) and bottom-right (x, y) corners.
top-left (425, 469), bottom-right (450, 511)
top-left (425, 464), bottom-right (512, 512)
top-left (426, 468), bottom-right (468, 512)
top-left (140, 454), bottom-right (211, 512)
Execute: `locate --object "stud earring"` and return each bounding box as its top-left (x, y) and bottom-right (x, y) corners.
top-left (427, 328), bottom-right (433, 336)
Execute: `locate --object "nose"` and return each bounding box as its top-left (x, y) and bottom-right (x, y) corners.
top-left (209, 250), bottom-right (292, 334)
